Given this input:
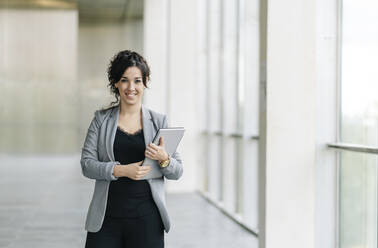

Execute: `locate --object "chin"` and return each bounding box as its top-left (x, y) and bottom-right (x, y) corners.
top-left (123, 98), bottom-right (140, 106)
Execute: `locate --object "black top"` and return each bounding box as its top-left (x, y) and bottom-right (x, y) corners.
top-left (105, 126), bottom-right (154, 218)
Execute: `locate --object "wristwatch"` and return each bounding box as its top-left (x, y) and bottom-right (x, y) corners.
top-left (159, 155), bottom-right (170, 168)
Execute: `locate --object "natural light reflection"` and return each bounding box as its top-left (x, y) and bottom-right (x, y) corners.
top-left (341, 0), bottom-right (378, 147)
top-left (340, 0), bottom-right (378, 247)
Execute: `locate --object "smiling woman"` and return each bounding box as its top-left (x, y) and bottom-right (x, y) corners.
top-left (81, 50), bottom-right (184, 248)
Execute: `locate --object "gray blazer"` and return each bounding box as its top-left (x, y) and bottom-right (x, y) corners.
top-left (80, 103), bottom-right (183, 233)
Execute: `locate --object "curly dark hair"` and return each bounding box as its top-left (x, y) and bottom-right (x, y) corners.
top-left (106, 50), bottom-right (150, 108)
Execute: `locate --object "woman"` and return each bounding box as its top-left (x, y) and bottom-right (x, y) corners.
top-left (80, 50), bottom-right (183, 248)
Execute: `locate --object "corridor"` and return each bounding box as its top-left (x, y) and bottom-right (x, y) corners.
top-left (0, 155), bottom-right (257, 248)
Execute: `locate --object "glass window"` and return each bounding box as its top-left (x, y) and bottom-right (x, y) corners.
top-left (198, 0), bottom-right (261, 234)
top-left (339, 0), bottom-right (378, 247)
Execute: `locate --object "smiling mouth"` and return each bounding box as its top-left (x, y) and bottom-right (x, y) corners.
top-left (125, 92), bottom-right (137, 96)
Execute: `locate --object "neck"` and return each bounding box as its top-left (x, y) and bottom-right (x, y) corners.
top-left (119, 101), bottom-right (142, 117)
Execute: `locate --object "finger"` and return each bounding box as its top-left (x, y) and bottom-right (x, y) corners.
top-left (145, 150), bottom-right (151, 157)
top-left (137, 167), bottom-right (149, 173)
top-left (146, 145), bottom-right (157, 152)
top-left (147, 145), bottom-right (159, 152)
top-left (138, 168), bottom-right (151, 174)
top-left (137, 170), bottom-right (149, 178)
top-left (132, 175), bottom-right (139, 180)
top-left (145, 154), bottom-right (156, 160)
top-left (137, 171), bottom-right (144, 176)
top-left (159, 137), bottom-right (164, 146)
top-left (145, 150), bottom-right (156, 158)
top-left (148, 150), bottom-right (160, 159)
top-left (138, 165), bottom-right (152, 172)
top-left (145, 154), bottom-right (152, 160)
top-left (146, 147), bottom-right (157, 154)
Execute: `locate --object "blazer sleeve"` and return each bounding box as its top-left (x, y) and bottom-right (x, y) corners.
top-left (80, 111), bottom-right (120, 181)
top-left (159, 115), bottom-right (184, 180)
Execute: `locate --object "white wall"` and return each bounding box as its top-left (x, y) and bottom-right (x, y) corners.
top-left (143, 0), bottom-right (198, 193)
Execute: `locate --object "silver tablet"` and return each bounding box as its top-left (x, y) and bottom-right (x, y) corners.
top-left (141, 127), bottom-right (185, 179)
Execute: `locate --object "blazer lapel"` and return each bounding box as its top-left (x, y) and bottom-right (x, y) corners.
top-left (142, 104), bottom-right (155, 148)
top-left (106, 103), bottom-right (155, 162)
top-left (142, 104), bottom-right (156, 183)
top-left (106, 104), bottom-right (120, 162)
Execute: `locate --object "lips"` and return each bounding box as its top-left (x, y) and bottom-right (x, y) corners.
top-left (125, 92), bottom-right (137, 96)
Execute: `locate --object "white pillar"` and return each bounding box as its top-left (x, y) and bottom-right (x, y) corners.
top-left (264, 0), bottom-right (317, 247)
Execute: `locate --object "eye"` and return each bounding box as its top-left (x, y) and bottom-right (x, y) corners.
top-left (135, 79), bottom-right (142, 83)
top-left (121, 79), bottom-right (127, 83)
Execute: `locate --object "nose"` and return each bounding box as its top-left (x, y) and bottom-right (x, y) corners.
top-left (127, 82), bottom-right (135, 91)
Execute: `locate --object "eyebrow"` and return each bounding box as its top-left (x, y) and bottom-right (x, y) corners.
top-left (121, 77), bottom-right (142, 79)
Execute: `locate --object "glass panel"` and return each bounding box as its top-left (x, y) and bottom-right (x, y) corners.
top-left (208, 0), bottom-right (221, 132)
top-left (340, 1), bottom-right (378, 247)
top-left (341, 0), bottom-right (378, 147)
top-left (221, 0), bottom-right (238, 134)
top-left (339, 151), bottom-right (377, 248)
top-left (242, 0), bottom-right (259, 137)
top-left (238, 0), bottom-right (260, 232)
top-left (198, 0), bottom-right (261, 235)
top-left (208, 135), bottom-right (222, 201)
top-left (197, 0), bottom-right (208, 132)
top-left (241, 139), bottom-right (259, 230)
top-left (199, 134), bottom-right (209, 192)
top-left (221, 137), bottom-right (237, 212)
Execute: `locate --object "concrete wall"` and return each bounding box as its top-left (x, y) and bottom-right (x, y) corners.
top-left (0, 9), bottom-right (79, 154)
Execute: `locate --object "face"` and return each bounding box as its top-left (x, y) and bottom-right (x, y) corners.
top-left (115, 66), bottom-right (147, 106)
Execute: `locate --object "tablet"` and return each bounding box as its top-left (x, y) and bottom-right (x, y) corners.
top-left (141, 127), bottom-right (185, 179)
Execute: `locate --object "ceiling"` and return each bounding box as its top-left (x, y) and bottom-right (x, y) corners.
top-left (77, 0), bottom-right (143, 22)
top-left (0, 0), bottom-right (143, 21)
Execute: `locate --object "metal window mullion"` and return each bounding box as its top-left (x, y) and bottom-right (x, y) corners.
top-left (335, 0), bottom-right (343, 246)
top-left (236, 0), bottom-right (245, 215)
top-left (205, 0), bottom-right (211, 194)
top-left (219, 0), bottom-right (225, 203)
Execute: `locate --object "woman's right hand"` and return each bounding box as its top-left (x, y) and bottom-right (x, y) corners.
top-left (122, 161), bottom-right (152, 180)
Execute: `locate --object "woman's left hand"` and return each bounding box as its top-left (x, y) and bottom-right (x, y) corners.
top-left (145, 137), bottom-right (169, 163)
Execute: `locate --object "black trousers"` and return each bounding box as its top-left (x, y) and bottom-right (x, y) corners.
top-left (85, 202), bottom-right (164, 248)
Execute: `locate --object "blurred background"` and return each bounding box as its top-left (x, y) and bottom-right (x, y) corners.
top-left (0, 0), bottom-right (377, 248)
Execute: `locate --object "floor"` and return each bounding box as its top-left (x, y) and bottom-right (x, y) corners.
top-left (0, 155), bottom-right (258, 248)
